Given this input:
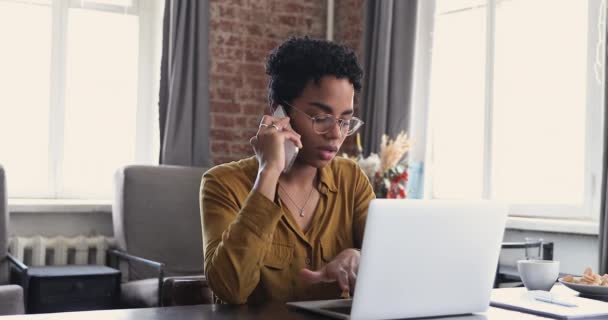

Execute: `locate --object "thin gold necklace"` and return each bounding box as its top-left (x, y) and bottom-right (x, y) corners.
top-left (279, 183), bottom-right (315, 217)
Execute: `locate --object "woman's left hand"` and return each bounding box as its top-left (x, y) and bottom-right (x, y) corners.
top-left (300, 248), bottom-right (360, 294)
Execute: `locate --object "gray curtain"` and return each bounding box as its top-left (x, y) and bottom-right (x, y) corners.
top-left (600, 29), bottom-right (608, 274)
top-left (360, 0), bottom-right (418, 154)
top-left (158, 0), bottom-right (211, 167)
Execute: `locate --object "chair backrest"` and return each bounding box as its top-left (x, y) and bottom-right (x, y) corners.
top-left (112, 165), bottom-right (208, 280)
top-left (0, 165), bottom-right (8, 284)
top-left (501, 241), bottom-right (554, 261)
top-left (494, 241), bottom-right (555, 288)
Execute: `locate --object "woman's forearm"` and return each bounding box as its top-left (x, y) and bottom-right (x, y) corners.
top-left (253, 167), bottom-right (281, 202)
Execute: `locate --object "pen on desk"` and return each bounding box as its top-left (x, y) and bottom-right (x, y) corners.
top-left (534, 296), bottom-right (578, 308)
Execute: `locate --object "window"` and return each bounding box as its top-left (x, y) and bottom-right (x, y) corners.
top-left (423, 0), bottom-right (605, 219)
top-left (0, 0), bottom-right (162, 200)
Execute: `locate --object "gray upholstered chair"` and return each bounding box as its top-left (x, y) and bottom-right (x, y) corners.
top-left (110, 165), bottom-right (211, 308)
top-left (0, 165), bottom-right (24, 315)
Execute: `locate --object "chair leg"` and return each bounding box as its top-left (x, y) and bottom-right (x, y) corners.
top-left (493, 264), bottom-right (500, 288)
top-left (542, 242), bottom-right (554, 261)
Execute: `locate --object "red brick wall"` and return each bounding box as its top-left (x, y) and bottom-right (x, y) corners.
top-left (334, 0), bottom-right (365, 156)
top-left (208, 0), bottom-right (364, 164)
top-left (335, 0), bottom-right (365, 61)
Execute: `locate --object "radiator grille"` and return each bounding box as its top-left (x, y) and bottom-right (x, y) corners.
top-left (8, 236), bottom-right (116, 266)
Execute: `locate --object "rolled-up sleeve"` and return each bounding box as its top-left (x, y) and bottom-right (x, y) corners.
top-left (200, 172), bottom-right (282, 304)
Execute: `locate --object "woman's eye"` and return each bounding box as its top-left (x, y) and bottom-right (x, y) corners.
top-left (316, 116), bottom-right (334, 123)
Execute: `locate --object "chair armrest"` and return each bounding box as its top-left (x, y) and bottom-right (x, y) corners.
top-left (107, 249), bottom-right (164, 270)
top-left (0, 285), bottom-right (25, 315)
top-left (107, 249), bottom-right (165, 305)
top-left (160, 275), bottom-right (213, 306)
top-left (6, 253), bottom-right (27, 273)
top-left (6, 253), bottom-right (29, 293)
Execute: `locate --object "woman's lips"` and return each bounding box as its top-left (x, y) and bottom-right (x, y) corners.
top-left (318, 147), bottom-right (338, 160)
top-left (319, 150), bottom-right (335, 160)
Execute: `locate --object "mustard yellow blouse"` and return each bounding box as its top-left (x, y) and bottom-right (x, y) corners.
top-left (200, 156), bottom-right (375, 304)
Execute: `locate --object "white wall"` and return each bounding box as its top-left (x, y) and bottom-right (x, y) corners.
top-left (9, 211), bottom-right (113, 238)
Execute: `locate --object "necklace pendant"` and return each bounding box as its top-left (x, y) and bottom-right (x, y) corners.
top-left (299, 209), bottom-right (304, 217)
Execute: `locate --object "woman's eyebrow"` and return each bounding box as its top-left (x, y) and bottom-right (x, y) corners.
top-left (308, 102), bottom-right (354, 115)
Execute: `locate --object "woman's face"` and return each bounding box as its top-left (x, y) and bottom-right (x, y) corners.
top-left (284, 75), bottom-right (355, 168)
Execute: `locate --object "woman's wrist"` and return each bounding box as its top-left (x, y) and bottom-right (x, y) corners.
top-left (253, 168), bottom-right (282, 202)
top-left (258, 166), bottom-right (282, 180)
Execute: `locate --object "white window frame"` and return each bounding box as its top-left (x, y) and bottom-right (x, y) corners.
top-left (411, 0), bottom-right (606, 222)
top-left (5, 0), bottom-right (162, 200)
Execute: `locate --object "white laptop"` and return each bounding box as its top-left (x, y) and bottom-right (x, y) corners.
top-left (287, 199), bottom-right (508, 320)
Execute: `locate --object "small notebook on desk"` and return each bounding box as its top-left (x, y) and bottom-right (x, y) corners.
top-left (490, 287), bottom-right (608, 319)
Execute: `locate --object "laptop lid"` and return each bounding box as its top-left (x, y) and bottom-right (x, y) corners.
top-left (348, 199), bottom-right (508, 320)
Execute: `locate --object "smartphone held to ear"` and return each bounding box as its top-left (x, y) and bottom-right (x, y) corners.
top-left (273, 105), bottom-right (299, 173)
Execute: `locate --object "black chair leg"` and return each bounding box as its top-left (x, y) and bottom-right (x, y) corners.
top-left (494, 264), bottom-right (500, 288)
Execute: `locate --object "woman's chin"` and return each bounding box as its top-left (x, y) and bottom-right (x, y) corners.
top-left (310, 157), bottom-right (333, 168)
top-left (293, 155), bottom-right (334, 169)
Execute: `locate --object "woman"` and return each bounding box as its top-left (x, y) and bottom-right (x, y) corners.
top-left (200, 36), bottom-right (375, 304)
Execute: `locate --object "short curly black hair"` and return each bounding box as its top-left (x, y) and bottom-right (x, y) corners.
top-left (265, 36), bottom-right (363, 107)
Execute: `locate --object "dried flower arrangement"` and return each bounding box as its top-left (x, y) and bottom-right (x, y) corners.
top-left (343, 132), bottom-right (411, 198)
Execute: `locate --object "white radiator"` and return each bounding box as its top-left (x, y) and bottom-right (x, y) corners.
top-left (8, 236), bottom-right (116, 266)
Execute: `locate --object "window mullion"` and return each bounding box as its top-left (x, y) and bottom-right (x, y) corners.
top-left (135, 0), bottom-right (155, 163)
top-left (482, 0), bottom-right (496, 200)
top-left (49, 0), bottom-right (68, 198)
top-left (585, 0), bottom-right (606, 221)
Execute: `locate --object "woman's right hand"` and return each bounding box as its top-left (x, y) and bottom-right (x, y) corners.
top-left (250, 115), bottom-right (303, 176)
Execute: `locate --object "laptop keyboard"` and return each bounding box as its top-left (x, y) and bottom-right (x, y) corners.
top-left (321, 306), bottom-right (352, 315)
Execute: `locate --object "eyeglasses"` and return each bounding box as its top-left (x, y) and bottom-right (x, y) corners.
top-left (280, 101), bottom-right (364, 137)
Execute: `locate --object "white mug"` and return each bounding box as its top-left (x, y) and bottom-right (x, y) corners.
top-left (517, 260), bottom-right (560, 291)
